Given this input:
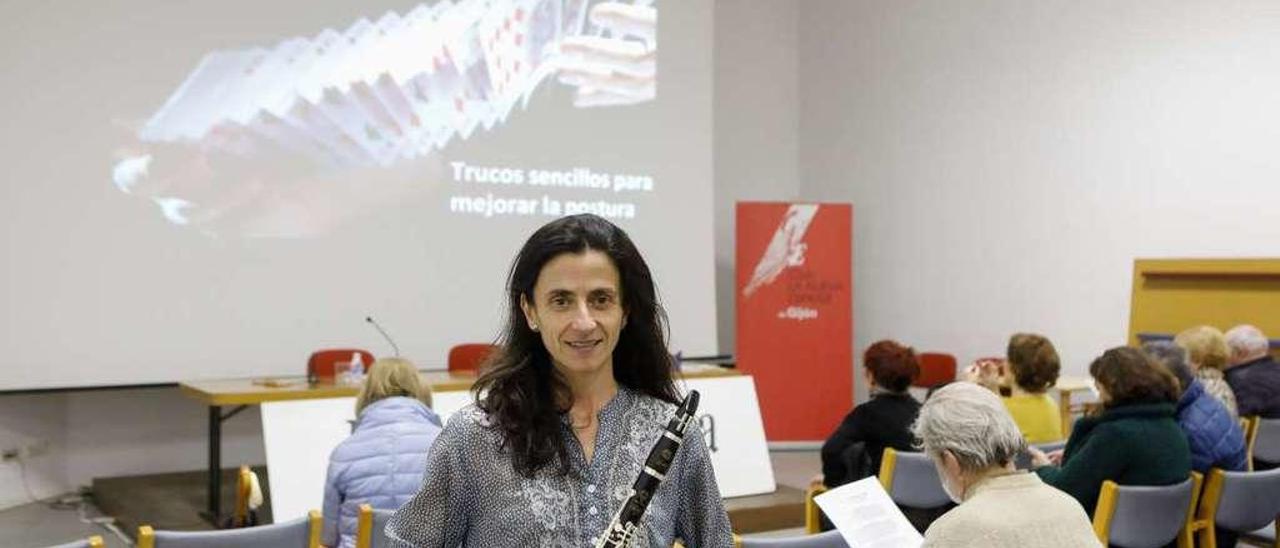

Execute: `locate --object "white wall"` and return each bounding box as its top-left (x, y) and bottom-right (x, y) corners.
top-left (0, 388), bottom-right (267, 512)
top-left (0, 394), bottom-right (68, 510)
top-left (799, 0), bottom-right (1280, 378)
top-left (713, 0), bottom-right (801, 353)
top-left (64, 389), bottom-right (266, 487)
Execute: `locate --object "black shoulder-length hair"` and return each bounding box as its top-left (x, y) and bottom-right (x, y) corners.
top-left (473, 214), bottom-right (680, 478)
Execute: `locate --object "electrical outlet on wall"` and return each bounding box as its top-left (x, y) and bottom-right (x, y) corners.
top-left (0, 438), bottom-right (49, 462)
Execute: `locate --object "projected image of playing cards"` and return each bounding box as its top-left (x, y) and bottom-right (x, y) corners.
top-left (111, 0), bottom-right (657, 237)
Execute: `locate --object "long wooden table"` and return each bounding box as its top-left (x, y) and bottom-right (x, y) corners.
top-left (180, 371), bottom-right (475, 523)
top-left (179, 366), bottom-right (740, 523)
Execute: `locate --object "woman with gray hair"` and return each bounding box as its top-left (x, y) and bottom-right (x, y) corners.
top-left (1224, 325), bottom-right (1280, 418)
top-left (915, 382), bottom-right (1098, 547)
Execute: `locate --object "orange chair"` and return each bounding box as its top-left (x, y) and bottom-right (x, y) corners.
top-left (915, 352), bottom-right (957, 388)
top-left (307, 349), bottom-right (374, 383)
top-left (448, 344), bottom-right (497, 374)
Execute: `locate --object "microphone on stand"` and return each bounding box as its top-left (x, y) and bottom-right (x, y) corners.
top-left (365, 316), bottom-right (401, 357)
top-left (596, 390), bottom-right (701, 548)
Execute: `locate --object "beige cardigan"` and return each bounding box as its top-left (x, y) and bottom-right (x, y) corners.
top-left (922, 471), bottom-right (1100, 548)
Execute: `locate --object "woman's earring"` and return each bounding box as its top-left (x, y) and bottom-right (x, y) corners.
top-left (530, 323), bottom-right (539, 332)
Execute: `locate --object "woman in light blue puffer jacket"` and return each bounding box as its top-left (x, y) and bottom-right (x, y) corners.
top-left (321, 358), bottom-right (443, 548)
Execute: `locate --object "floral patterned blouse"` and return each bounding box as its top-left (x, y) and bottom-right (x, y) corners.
top-left (1197, 368), bottom-right (1239, 419)
top-left (385, 387), bottom-right (734, 547)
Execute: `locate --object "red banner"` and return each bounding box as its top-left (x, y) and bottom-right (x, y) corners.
top-left (736, 202), bottom-right (852, 441)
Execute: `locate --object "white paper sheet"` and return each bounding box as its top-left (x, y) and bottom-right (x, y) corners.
top-left (814, 476), bottom-right (925, 548)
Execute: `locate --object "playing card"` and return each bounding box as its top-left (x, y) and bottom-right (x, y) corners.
top-left (284, 29), bottom-right (376, 166)
top-left (476, 1), bottom-right (527, 106)
top-left (231, 37), bottom-right (309, 126)
top-left (290, 26), bottom-right (393, 166)
top-left (233, 37), bottom-right (349, 165)
top-left (192, 48), bottom-right (271, 142)
top-left (364, 13), bottom-right (421, 138)
top-left (142, 49), bottom-right (263, 142)
top-left (222, 37), bottom-right (340, 163)
top-left (330, 16), bottom-right (407, 166)
top-left (440, 0), bottom-right (499, 139)
top-left (405, 2), bottom-right (464, 153)
top-left (562, 0), bottom-right (590, 38)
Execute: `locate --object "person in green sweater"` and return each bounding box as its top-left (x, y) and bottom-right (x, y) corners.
top-left (1028, 346), bottom-right (1192, 516)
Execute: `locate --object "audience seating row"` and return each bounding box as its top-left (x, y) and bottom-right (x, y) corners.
top-left (48, 417), bottom-right (1280, 547)
top-left (128, 505), bottom-right (398, 548)
top-left (793, 442), bottom-right (1280, 548)
top-left (137, 511), bottom-right (321, 548)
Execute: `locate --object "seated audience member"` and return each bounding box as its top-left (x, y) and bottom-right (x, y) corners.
top-left (820, 340), bottom-right (922, 490)
top-left (916, 382), bottom-right (1099, 547)
top-left (1225, 324), bottom-right (1280, 418)
top-left (1143, 341), bottom-right (1247, 473)
top-left (1175, 325), bottom-right (1239, 418)
top-left (321, 358), bottom-right (442, 548)
top-left (968, 333), bottom-right (1064, 443)
top-left (819, 340), bottom-right (934, 531)
top-left (1030, 346), bottom-right (1191, 516)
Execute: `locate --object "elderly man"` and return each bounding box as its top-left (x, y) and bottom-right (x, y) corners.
top-left (1225, 325), bottom-right (1280, 418)
top-left (915, 382), bottom-right (1099, 547)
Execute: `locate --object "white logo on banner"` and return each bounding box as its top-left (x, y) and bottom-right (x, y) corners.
top-left (743, 204), bottom-right (819, 297)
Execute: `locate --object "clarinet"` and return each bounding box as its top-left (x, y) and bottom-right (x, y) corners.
top-left (595, 390), bottom-right (701, 548)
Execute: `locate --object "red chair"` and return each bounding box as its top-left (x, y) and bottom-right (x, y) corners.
top-left (307, 349), bottom-right (374, 383)
top-left (448, 344), bottom-right (498, 374)
top-left (915, 352), bottom-right (958, 388)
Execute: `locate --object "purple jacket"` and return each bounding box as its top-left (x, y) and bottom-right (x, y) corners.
top-left (321, 397), bottom-right (442, 548)
top-left (1226, 356), bottom-right (1280, 418)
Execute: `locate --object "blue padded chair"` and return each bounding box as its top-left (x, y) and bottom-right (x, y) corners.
top-left (878, 448), bottom-right (952, 509)
top-left (1193, 467), bottom-right (1280, 548)
top-left (355, 504), bottom-right (396, 548)
top-left (46, 536), bottom-right (103, 548)
top-left (137, 511), bottom-right (321, 548)
top-left (371, 507), bottom-right (394, 548)
top-left (1249, 417), bottom-right (1280, 471)
top-left (738, 530), bottom-right (849, 547)
top-left (1092, 475), bottom-right (1199, 548)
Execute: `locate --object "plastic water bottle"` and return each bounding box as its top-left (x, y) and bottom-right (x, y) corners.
top-left (348, 352), bottom-right (364, 385)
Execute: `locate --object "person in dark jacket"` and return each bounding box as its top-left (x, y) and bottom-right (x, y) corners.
top-left (817, 340), bottom-right (935, 531)
top-left (820, 339), bottom-right (922, 490)
top-left (1029, 346), bottom-right (1191, 517)
top-left (1225, 325), bottom-right (1280, 418)
top-left (1144, 341), bottom-right (1247, 473)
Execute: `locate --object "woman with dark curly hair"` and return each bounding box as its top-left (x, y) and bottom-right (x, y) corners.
top-left (1029, 346), bottom-right (1191, 516)
top-left (387, 214), bottom-right (732, 547)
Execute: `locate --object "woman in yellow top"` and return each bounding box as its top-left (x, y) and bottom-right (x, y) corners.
top-left (967, 333), bottom-right (1064, 443)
